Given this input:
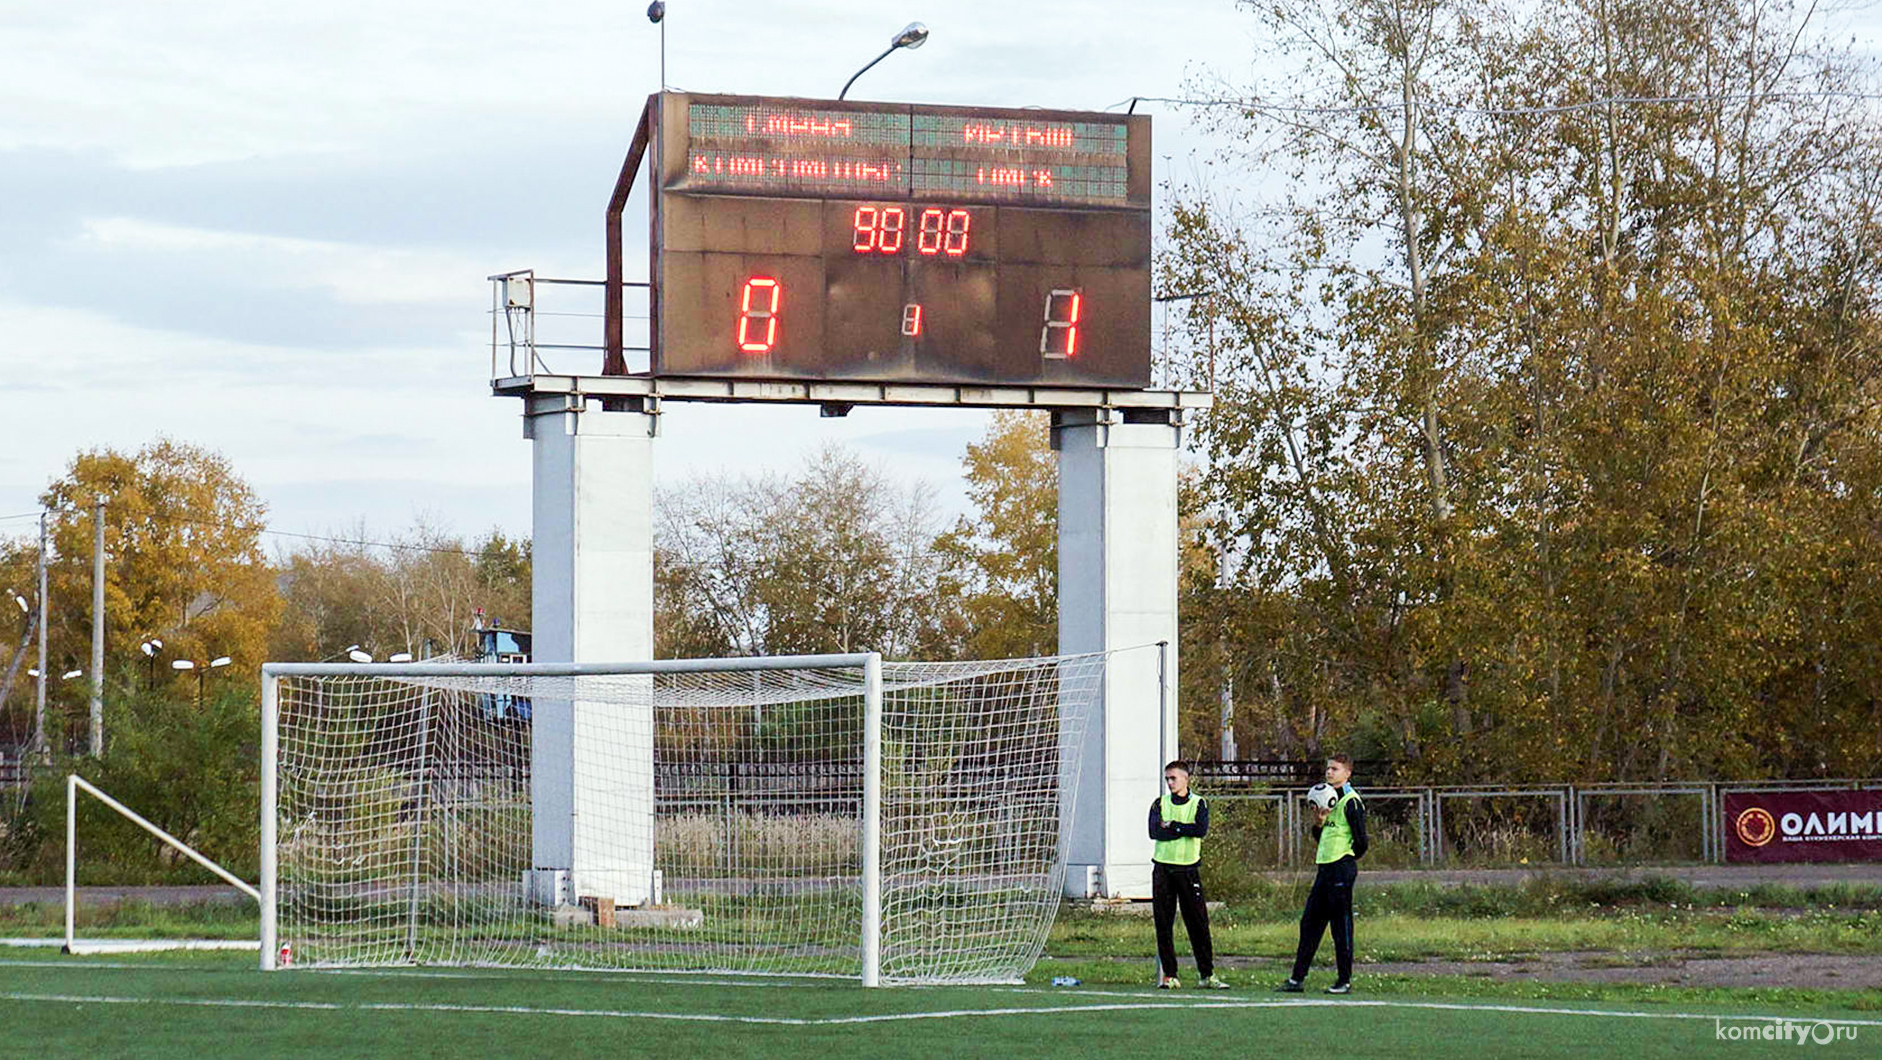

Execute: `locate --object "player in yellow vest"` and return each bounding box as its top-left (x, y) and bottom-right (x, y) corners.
top-left (1275, 753), bottom-right (1368, 994)
top-left (1149, 760), bottom-right (1229, 989)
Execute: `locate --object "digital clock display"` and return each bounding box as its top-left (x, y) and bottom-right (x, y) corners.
top-left (650, 93), bottom-right (1150, 387)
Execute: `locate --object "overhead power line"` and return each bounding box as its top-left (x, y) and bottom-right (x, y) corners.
top-left (0, 505), bottom-right (500, 558)
top-left (1117, 89), bottom-right (1882, 120)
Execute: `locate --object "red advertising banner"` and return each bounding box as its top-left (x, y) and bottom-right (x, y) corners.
top-left (1723, 790), bottom-right (1882, 863)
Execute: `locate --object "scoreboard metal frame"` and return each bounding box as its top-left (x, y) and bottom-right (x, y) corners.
top-left (609, 92), bottom-right (1151, 390)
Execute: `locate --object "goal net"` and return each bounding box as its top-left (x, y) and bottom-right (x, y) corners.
top-left (260, 651), bottom-right (1108, 985)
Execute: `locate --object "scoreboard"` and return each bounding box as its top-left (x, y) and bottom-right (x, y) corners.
top-left (650, 93), bottom-right (1151, 387)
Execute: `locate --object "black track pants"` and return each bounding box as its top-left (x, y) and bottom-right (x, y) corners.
top-left (1291, 855), bottom-right (1357, 983)
top-left (1152, 861), bottom-right (1213, 979)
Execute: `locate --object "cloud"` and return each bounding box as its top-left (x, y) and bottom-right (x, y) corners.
top-left (851, 425), bottom-right (978, 460)
top-left (1, 0), bottom-right (1278, 544)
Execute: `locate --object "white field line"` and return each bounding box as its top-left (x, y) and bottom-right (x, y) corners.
top-left (0, 991), bottom-right (1879, 1028)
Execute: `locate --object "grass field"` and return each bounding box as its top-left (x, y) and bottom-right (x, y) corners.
top-left (7, 874), bottom-right (1881, 1057)
top-left (0, 951), bottom-right (1874, 1059)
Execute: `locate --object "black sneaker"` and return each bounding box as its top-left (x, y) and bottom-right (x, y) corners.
top-left (1273, 979), bottom-right (1303, 993)
top-left (1325, 981), bottom-right (1351, 994)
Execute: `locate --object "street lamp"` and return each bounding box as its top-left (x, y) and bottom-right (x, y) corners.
top-left (140, 638), bottom-right (164, 681)
top-left (26, 668), bottom-right (82, 681)
top-left (838, 22), bottom-right (929, 100)
top-left (172, 656), bottom-right (231, 706)
top-left (18, 667), bottom-right (85, 754)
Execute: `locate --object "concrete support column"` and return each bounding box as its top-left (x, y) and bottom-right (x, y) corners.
top-left (1055, 407), bottom-right (1180, 899)
top-left (524, 394), bottom-right (657, 907)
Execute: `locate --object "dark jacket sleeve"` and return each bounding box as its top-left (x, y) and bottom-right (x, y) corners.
top-left (1347, 798), bottom-right (1368, 859)
top-left (1166, 798), bottom-right (1209, 838)
top-left (1148, 799), bottom-right (1182, 841)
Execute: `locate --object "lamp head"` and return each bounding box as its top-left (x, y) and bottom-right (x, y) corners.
top-left (647, 1), bottom-right (664, 23)
top-left (172, 660), bottom-right (195, 671)
top-left (209, 656), bottom-right (232, 669)
top-left (892, 21), bottom-right (929, 50)
top-left (347, 649), bottom-right (374, 664)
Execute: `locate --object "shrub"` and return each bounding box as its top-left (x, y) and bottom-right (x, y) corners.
top-left (1, 681), bottom-right (260, 885)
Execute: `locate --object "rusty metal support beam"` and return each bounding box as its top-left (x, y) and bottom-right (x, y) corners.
top-left (604, 96), bottom-right (658, 376)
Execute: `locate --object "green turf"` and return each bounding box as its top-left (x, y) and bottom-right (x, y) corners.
top-left (1051, 908), bottom-right (1882, 960)
top-left (0, 952), bottom-right (1874, 1059)
top-left (1031, 957), bottom-right (1882, 1012)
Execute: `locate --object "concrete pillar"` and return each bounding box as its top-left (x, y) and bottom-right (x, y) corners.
top-left (1055, 407), bottom-right (1180, 899)
top-left (523, 394), bottom-right (657, 907)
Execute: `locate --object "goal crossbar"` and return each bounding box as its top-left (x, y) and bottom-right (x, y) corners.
top-left (261, 653), bottom-right (879, 680)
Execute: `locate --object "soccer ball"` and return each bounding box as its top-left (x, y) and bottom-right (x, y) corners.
top-left (1306, 782), bottom-right (1338, 810)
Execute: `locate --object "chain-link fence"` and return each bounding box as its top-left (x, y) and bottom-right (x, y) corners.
top-left (1195, 777), bottom-right (1882, 868)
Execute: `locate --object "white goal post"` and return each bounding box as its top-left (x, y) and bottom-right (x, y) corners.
top-left (260, 651), bottom-right (1107, 985)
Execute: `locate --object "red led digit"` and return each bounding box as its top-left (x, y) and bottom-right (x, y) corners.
top-left (918, 208), bottom-right (944, 255)
top-left (901, 303), bottom-right (922, 337)
top-left (738, 277), bottom-right (781, 353)
top-left (1039, 288), bottom-right (1081, 358)
top-left (852, 206), bottom-right (878, 252)
top-left (944, 209), bottom-right (970, 256)
top-left (880, 207), bottom-right (905, 253)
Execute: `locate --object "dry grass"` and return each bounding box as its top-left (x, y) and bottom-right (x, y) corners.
top-left (657, 812), bottom-right (858, 873)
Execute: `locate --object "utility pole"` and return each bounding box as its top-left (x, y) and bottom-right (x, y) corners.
top-left (1218, 540), bottom-right (1237, 761)
top-left (90, 501), bottom-right (106, 756)
top-left (35, 512), bottom-right (48, 760)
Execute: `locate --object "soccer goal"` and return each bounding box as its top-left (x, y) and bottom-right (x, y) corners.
top-left (260, 651), bottom-right (1106, 985)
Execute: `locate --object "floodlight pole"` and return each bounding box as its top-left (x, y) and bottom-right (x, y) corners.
top-left (35, 513), bottom-right (47, 759)
top-left (90, 501), bottom-right (105, 756)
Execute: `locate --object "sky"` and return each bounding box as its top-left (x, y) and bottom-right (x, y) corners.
top-left (0, 0), bottom-right (1266, 552)
top-left (7, 2), bottom-right (1878, 556)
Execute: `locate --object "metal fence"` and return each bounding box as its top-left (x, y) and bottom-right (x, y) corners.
top-left (1204, 778), bottom-right (1882, 867)
top-left (3, 753), bottom-right (1873, 867)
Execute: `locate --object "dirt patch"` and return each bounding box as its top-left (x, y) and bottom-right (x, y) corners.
top-left (1260, 864), bottom-right (1882, 889)
top-left (0, 887), bottom-right (249, 907)
top-left (1211, 951), bottom-right (1882, 991)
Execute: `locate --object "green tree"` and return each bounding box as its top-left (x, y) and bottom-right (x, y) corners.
top-left (4, 680), bottom-right (260, 884)
top-left (1169, 0), bottom-right (1882, 780)
top-left (272, 524), bottom-right (531, 662)
top-left (1, 440), bottom-right (281, 752)
top-left (654, 445), bottom-right (948, 659)
top-left (933, 411), bottom-right (1059, 660)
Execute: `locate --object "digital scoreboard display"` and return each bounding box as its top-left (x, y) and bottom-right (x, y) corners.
top-left (651, 93), bottom-right (1151, 387)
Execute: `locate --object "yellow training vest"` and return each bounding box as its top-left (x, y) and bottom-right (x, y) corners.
top-left (1316, 787), bottom-right (1361, 863)
top-left (1154, 793), bottom-right (1202, 865)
